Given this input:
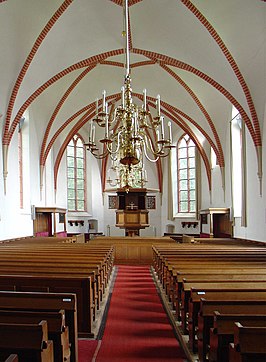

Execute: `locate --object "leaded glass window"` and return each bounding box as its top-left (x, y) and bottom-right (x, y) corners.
top-left (67, 135), bottom-right (86, 211)
top-left (177, 134), bottom-right (196, 213)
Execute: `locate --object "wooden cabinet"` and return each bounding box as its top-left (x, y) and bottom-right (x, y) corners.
top-left (33, 207), bottom-right (67, 237)
top-left (200, 208), bottom-right (232, 238)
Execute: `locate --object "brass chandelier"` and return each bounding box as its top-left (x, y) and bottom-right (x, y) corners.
top-left (86, 0), bottom-right (174, 187)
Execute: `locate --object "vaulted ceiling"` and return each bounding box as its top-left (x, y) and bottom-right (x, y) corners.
top-left (1, 0), bottom-right (265, 192)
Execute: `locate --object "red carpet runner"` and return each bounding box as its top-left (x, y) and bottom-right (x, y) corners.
top-left (92, 265), bottom-right (186, 361)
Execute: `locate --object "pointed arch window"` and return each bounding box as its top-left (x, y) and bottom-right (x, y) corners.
top-left (67, 135), bottom-right (86, 211)
top-left (177, 134), bottom-right (196, 214)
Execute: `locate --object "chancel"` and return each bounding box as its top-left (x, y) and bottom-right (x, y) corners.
top-left (0, 0), bottom-right (265, 361)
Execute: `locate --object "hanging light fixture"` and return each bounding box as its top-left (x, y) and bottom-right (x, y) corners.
top-left (86, 0), bottom-right (174, 187)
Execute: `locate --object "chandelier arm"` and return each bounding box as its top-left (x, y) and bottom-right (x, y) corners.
top-left (90, 150), bottom-right (109, 159)
top-left (106, 130), bottom-right (122, 154)
top-left (142, 133), bottom-right (164, 156)
top-left (142, 142), bottom-right (159, 163)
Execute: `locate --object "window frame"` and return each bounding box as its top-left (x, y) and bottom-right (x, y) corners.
top-left (177, 134), bottom-right (196, 215)
top-left (67, 135), bottom-right (86, 212)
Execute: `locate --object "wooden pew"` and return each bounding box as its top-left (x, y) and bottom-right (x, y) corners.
top-left (0, 240), bottom-right (115, 359)
top-left (0, 291), bottom-right (78, 362)
top-left (209, 312), bottom-right (266, 362)
top-left (181, 281), bottom-right (266, 334)
top-left (0, 320), bottom-right (53, 362)
top-left (0, 274), bottom-right (93, 338)
top-left (174, 274), bottom-right (266, 310)
top-left (0, 244), bottom-right (115, 335)
top-left (188, 292), bottom-right (266, 354)
top-left (229, 322), bottom-right (266, 362)
top-left (197, 300), bottom-right (266, 361)
top-left (151, 242), bottom-right (266, 362)
top-left (0, 309), bottom-right (70, 362)
top-left (0, 244), bottom-right (114, 297)
top-left (152, 244), bottom-right (266, 295)
top-left (0, 263), bottom-right (105, 318)
top-left (168, 270), bottom-right (266, 317)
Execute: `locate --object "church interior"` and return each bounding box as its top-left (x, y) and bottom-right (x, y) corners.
top-left (0, 0), bottom-right (265, 361)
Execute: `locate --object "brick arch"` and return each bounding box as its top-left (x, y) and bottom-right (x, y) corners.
top-left (3, 0), bottom-right (74, 136)
top-left (43, 105), bottom-right (94, 167)
top-left (100, 59), bottom-right (224, 167)
top-left (40, 64), bottom-right (97, 166)
top-left (5, 46), bottom-right (251, 157)
top-left (164, 103), bottom-right (220, 163)
top-left (26, 54), bottom-right (240, 183)
top-left (54, 108), bottom-right (96, 191)
top-left (132, 48), bottom-right (257, 146)
top-left (161, 107), bottom-right (212, 191)
top-left (160, 63), bottom-right (224, 167)
top-left (180, 0), bottom-right (261, 147)
top-left (4, 51), bottom-right (221, 166)
top-left (2, 49), bottom-right (124, 145)
top-left (110, 0), bottom-right (144, 6)
top-left (3, 46), bottom-right (255, 194)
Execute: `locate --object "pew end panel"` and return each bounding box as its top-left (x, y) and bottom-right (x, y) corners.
top-left (0, 320), bottom-right (54, 362)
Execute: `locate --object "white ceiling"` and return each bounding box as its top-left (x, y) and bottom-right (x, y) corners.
top-left (0, 0), bottom-right (265, 189)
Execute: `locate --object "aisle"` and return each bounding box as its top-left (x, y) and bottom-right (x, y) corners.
top-left (93, 265), bottom-right (186, 361)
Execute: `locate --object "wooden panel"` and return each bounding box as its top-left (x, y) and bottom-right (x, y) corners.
top-left (91, 237), bottom-right (175, 265)
top-left (127, 246), bottom-right (140, 260)
top-left (115, 245), bottom-right (128, 260)
top-left (126, 213), bottom-right (139, 223)
top-left (140, 246), bottom-right (152, 261)
top-left (140, 213), bottom-right (148, 224)
top-left (33, 213), bottom-right (50, 236)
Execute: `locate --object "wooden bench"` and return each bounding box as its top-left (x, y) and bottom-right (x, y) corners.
top-left (167, 270), bottom-right (266, 317)
top-left (208, 312), bottom-right (266, 362)
top-left (0, 309), bottom-right (70, 362)
top-left (0, 291), bottom-right (78, 362)
top-left (0, 244), bottom-right (114, 295)
top-left (152, 245), bottom-right (266, 294)
top-left (0, 244), bottom-right (115, 336)
top-left (197, 300), bottom-right (266, 361)
top-left (151, 242), bottom-right (266, 362)
top-left (188, 294), bottom-right (266, 355)
top-left (162, 272), bottom-right (266, 313)
top-left (0, 274), bottom-right (93, 338)
top-left (0, 320), bottom-right (53, 362)
top-left (229, 322), bottom-right (266, 362)
top-left (181, 282), bottom-right (266, 333)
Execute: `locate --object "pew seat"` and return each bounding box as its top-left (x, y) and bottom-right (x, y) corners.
top-left (0, 320), bottom-right (54, 362)
top-left (0, 309), bottom-right (70, 362)
top-left (208, 312), bottom-right (266, 362)
top-left (229, 322), bottom-right (266, 362)
top-left (0, 291), bottom-right (77, 362)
